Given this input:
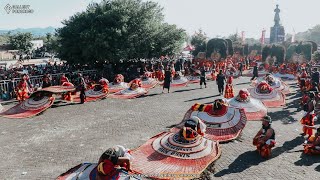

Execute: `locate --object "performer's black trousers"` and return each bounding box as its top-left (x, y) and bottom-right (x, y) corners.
top-left (200, 77), bottom-right (206, 86)
top-left (251, 74), bottom-right (258, 80)
top-left (80, 93), bottom-right (85, 104)
top-left (218, 85), bottom-right (224, 94)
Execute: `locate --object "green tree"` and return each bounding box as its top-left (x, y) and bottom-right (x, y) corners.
top-left (225, 39), bottom-right (234, 56)
top-left (190, 29), bottom-right (207, 57)
top-left (206, 38), bottom-right (228, 59)
top-left (313, 51), bottom-right (320, 63)
top-left (39, 33), bottom-right (60, 55)
top-left (228, 33), bottom-right (242, 44)
top-left (0, 33), bottom-right (10, 44)
top-left (245, 38), bottom-right (260, 45)
top-left (57, 0), bottom-right (186, 64)
top-left (8, 33), bottom-right (33, 54)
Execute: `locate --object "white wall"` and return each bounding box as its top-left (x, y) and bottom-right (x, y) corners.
top-left (30, 40), bottom-right (44, 50)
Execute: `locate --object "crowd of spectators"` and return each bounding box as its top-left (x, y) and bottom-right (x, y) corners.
top-left (0, 58), bottom-right (193, 101)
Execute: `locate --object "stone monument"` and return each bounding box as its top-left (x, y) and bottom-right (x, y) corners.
top-left (270, 5), bottom-right (285, 43)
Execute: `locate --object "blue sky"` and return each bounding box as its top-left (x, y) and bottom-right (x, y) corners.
top-left (0, 0), bottom-right (319, 39)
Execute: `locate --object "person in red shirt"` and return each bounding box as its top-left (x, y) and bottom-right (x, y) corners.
top-left (224, 73), bottom-right (234, 99)
top-left (16, 76), bottom-right (29, 102)
top-left (60, 73), bottom-right (69, 85)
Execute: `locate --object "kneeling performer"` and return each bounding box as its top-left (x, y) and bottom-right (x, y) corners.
top-left (253, 115), bottom-right (276, 158)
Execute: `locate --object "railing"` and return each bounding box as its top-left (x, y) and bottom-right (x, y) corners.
top-left (0, 70), bottom-right (97, 93)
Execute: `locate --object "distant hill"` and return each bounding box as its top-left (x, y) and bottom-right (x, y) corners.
top-left (0, 27), bottom-right (56, 37)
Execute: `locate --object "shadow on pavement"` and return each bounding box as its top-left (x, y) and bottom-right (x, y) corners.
top-left (51, 102), bottom-right (77, 108)
top-left (271, 136), bottom-right (305, 158)
top-left (214, 136), bottom-right (305, 177)
top-left (294, 153), bottom-right (320, 172)
top-left (235, 82), bottom-right (251, 86)
top-left (139, 93), bottom-right (160, 97)
top-left (184, 95), bottom-right (220, 102)
top-left (173, 88), bottom-right (199, 93)
top-left (214, 150), bottom-right (264, 177)
top-left (267, 109), bottom-right (297, 123)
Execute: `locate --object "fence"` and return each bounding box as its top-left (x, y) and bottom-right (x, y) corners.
top-left (0, 70), bottom-right (97, 93)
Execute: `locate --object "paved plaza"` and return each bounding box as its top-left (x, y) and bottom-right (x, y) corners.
top-left (0, 77), bottom-right (319, 180)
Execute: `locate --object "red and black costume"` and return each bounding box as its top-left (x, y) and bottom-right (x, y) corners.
top-left (224, 76), bottom-right (234, 99)
top-left (16, 78), bottom-right (29, 102)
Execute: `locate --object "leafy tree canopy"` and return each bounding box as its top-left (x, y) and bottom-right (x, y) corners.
top-left (262, 44), bottom-right (285, 63)
top-left (190, 29), bottom-right (208, 57)
top-left (8, 32), bottom-right (33, 54)
top-left (206, 38), bottom-right (228, 59)
top-left (57, 0), bottom-right (186, 64)
top-left (313, 51), bottom-right (320, 63)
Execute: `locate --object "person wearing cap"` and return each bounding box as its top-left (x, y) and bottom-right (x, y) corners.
top-left (253, 115), bottom-right (276, 158)
top-left (96, 145), bottom-right (132, 180)
top-left (300, 92), bottom-right (316, 137)
top-left (303, 127), bottom-right (320, 155)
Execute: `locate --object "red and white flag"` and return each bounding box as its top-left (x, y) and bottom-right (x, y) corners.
top-left (291, 28), bottom-right (295, 43)
top-left (260, 29), bottom-right (266, 44)
top-left (241, 31), bottom-right (245, 44)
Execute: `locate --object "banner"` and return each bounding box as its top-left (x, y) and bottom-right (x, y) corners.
top-left (260, 29), bottom-right (266, 44)
top-left (241, 31), bottom-right (245, 44)
top-left (291, 29), bottom-right (295, 43)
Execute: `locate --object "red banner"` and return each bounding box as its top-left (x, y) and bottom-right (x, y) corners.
top-left (260, 29), bottom-right (266, 44)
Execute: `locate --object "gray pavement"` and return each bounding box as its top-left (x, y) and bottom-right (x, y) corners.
top-left (0, 77), bottom-right (319, 180)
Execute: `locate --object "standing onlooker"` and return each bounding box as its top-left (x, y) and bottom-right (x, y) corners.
top-left (311, 68), bottom-right (319, 85)
top-left (238, 62), bottom-right (243, 76)
top-left (245, 58), bottom-right (250, 70)
top-left (77, 73), bottom-right (86, 104)
top-left (251, 63), bottom-right (258, 81)
top-left (162, 67), bottom-right (172, 93)
top-left (42, 75), bottom-right (52, 88)
top-left (216, 69), bottom-right (226, 95)
top-left (200, 66), bottom-right (207, 89)
top-left (8, 78), bottom-right (15, 99)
